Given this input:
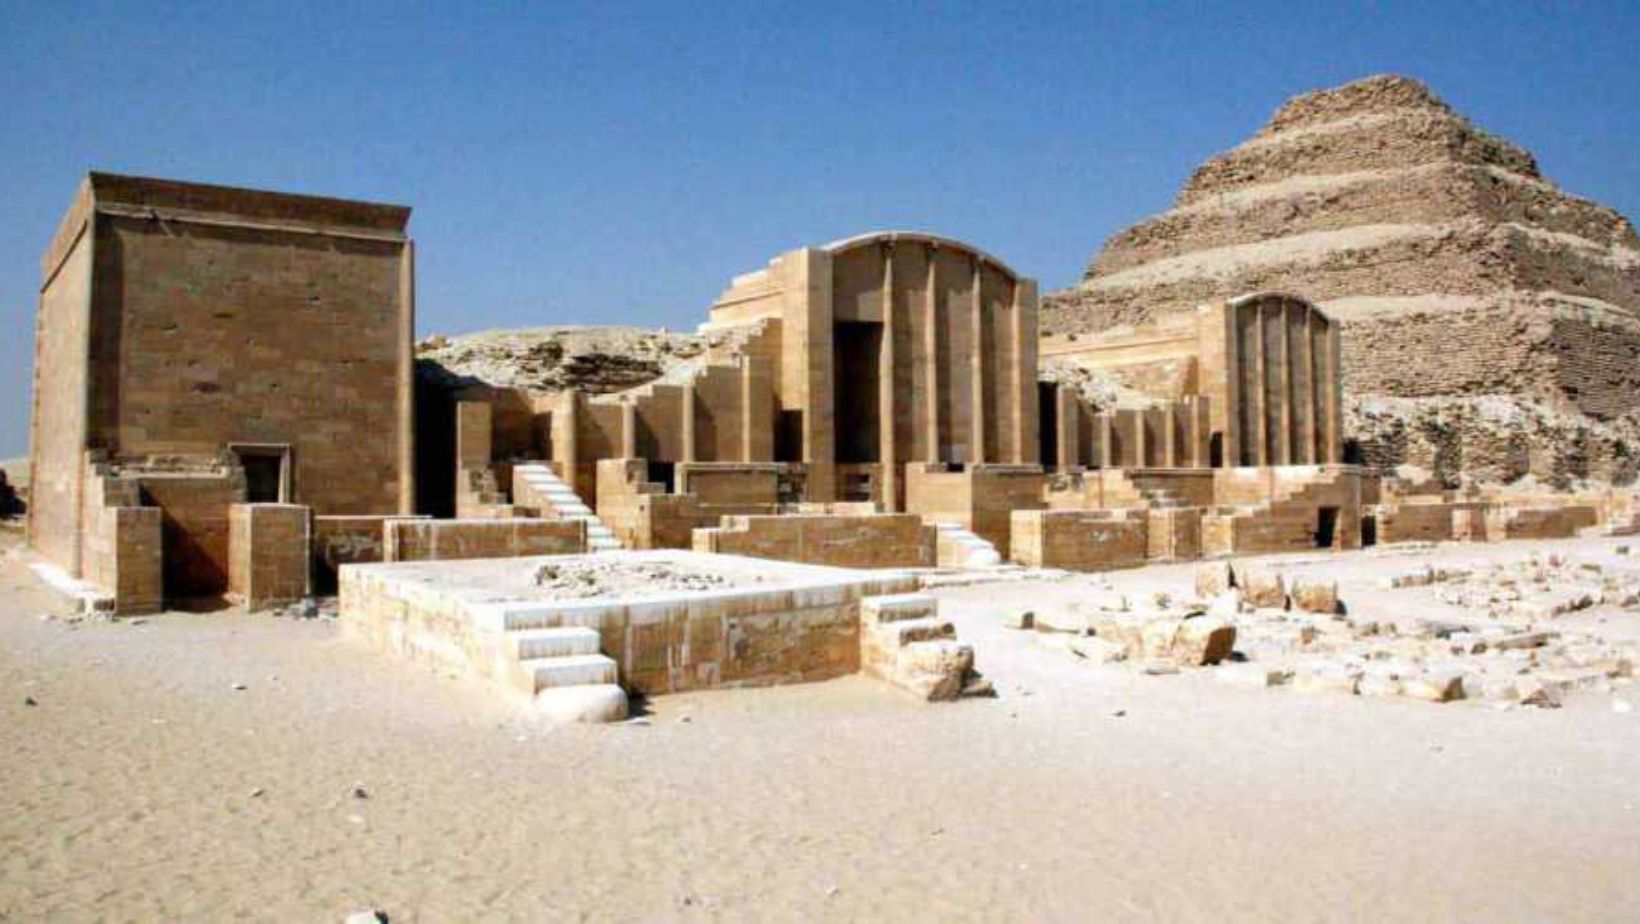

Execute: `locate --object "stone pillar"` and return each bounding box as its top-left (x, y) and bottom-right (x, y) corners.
top-left (1251, 302), bottom-right (1268, 466)
top-left (969, 260), bottom-right (987, 465)
top-left (1096, 413), bottom-right (1113, 469)
top-left (455, 401), bottom-right (492, 472)
top-left (878, 243), bottom-right (899, 511)
top-left (1294, 304), bottom-right (1316, 464)
top-left (1323, 322), bottom-right (1343, 464)
top-left (1276, 299), bottom-right (1293, 466)
top-left (1013, 278), bottom-right (1039, 464)
top-left (620, 401), bottom-right (638, 459)
top-left (783, 248), bottom-right (835, 500)
top-left (741, 355), bottom-right (773, 462)
top-left (1164, 403), bottom-right (1179, 468)
top-left (923, 252), bottom-right (941, 461)
top-left (553, 393), bottom-right (579, 480)
top-left (680, 383), bottom-right (697, 463)
top-left (397, 240), bottom-right (417, 514)
top-left (1220, 303), bottom-right (1241, 468)
top-left (1191, 395), bottom-right (1212, 468)
top-left (1055, 385), bottom-right (1078, 471)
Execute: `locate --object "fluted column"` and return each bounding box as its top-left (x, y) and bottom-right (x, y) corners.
top-left (878, 243), bottom-right (898, 510)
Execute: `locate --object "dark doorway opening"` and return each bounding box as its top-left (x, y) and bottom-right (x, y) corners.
top-left (833, 322), bottom-right (882, 464)
top-left (646, 460), bottom-right (676, 493)
top-left (1039, 383), bottom-right (1059, 468)
top-left (1361, 514), bottom-right (1378, 547)
top-left (1316, 506), bottom-right (1340, 548)
top-left (1210, 432), bottom-right (1225, 468)
top-left (232, 444), bottom-right (290, 503)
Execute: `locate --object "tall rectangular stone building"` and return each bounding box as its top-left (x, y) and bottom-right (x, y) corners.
top-left (28, 173), bottom-right (415, 601)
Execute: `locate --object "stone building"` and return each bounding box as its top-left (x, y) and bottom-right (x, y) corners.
top-left (27, 173), bottom-right (416, 608)
top-left (27, 174), bottom-right (1631, 619)
top-left (1039, 292), bottom-right (1344, 470)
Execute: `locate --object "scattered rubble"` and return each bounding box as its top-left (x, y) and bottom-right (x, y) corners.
top-left (1021, 551), bottom-right (1639, 709)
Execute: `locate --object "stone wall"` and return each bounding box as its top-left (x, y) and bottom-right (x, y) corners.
top-left (1009, 509), bottom-right (1148, 571)
top-left (82, 505), bottom-right (162, 615)
top-left (383, 518), bottom-right (586, 562)
top-left (311, 514), bottom-right (427, 594)
top-left (693, 513), bottom-right (936, 568)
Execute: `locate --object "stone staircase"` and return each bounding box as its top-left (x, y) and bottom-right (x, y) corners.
top-left (511, 463), bottom-right (624, 551)
top-left (859, 593), bottom-right (984, 700)
top-left (931, 521), bottom-right (1003, 568)
top-left (496, 624), bottom-right (627, 720)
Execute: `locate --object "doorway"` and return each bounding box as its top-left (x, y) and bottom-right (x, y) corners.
top-left (231, 444), bottom-right (291, 503)
top-left (1316, 506), bottom-right (1339, 548)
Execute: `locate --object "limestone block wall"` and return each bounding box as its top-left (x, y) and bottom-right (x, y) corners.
top-left (28, 216), bottom-right (94, 574)
top-left (694, 514), bottom-right (937, 568)
top-left (311, 514), bottom-right (427, 594)
top-left (597, 459), bottom-right (777, 550)
top-left (88, 211), bottom-right (412, 516)
top-left (1371, 501), bottom-right (1459, 544)
top-left (1202, 469), bottom-right (1362, 556)
top-left (1009, 509), bottom-right (1148, 571)
top-left (1147, 508), bottom-right (1202, 562)
top-left (676, 463), bottom-right (781, 507)
top-left (82, 505), bottom-right (162, 615)
top-left (228, 504), bottom-right (311, 609)
top-left (1486, 504), bottom-right (1600, 541)
top-left (383, 518), bottom-right (586, 562)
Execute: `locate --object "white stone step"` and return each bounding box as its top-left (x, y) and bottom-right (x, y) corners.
top-left (521, 653), bottom-right (619, 692)
top-left (871, 616), bottom-right (956, 650)
top-left (510, 626), bottom-right (603, 660)
top-left (862, 593), bottom-right (939, 624)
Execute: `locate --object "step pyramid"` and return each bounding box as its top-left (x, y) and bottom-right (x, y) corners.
top-left (1044, 75), bottom-right (1640, 485)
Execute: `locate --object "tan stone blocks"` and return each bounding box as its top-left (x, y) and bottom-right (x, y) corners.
top-left (383, 518), bottom-right (586, 562)
top-left (693, 513), bottom-right (936, 568)
top-left (340, 552), bottom-right (918, 699)
top-left (227, 503), bottom-right (311, 610)
top-left (1009, 509), bottom-right (1148, 571)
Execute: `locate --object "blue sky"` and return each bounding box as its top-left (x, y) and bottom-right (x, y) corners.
top-left (2, 1), bottom-right (1638, 459)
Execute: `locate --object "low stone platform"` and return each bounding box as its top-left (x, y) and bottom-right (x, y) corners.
top-left (339, 550), bottom-right (920, 702)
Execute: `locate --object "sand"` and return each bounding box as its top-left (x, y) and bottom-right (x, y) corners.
top-left (4, 530), bottom-right (1640, 921)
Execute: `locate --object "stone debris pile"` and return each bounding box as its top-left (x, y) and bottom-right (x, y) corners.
top-left (1010, 552), bottom-right (1639, 709)
top-left (531, 560), bottom-right (754, 599)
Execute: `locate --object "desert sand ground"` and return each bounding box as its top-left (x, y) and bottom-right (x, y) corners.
top-left (3, 527), bottom-right (1639, 922)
